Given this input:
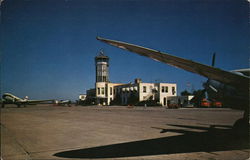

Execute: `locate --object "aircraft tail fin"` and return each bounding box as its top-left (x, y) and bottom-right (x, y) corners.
top-left (24, 96), bottom-right (29, 101)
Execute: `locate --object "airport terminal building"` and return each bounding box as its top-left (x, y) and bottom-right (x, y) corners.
top-left (86, 50), bottom-right (177, 106)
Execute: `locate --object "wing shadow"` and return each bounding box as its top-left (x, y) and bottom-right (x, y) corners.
top-left (54, 124), bottom-right (249, 159)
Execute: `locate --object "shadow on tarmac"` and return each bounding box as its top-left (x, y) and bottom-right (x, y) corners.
top-left (54, 124), bottom-right (249, 159)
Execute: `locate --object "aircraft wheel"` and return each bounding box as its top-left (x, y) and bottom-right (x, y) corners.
top-left (232, 118), bottom-right (249, 138)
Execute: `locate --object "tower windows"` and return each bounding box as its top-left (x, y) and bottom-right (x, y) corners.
top-left (95, 51), bottom-right (109, 82)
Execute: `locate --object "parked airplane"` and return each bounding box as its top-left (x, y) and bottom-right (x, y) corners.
top-left (97, 37), bottom-right (249, 133)
top-left (1, 93), bottom-right (53, 108)
top-left (54, 100), bottom-right (71, 107)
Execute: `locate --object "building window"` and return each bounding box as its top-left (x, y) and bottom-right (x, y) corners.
top-left (110, 87), bottom-right (112, 95)
top-left (165, 86), bottom-right (168, 93)
top-left (172, 87), bottom-right (175, 95)
top-left (98, 88), bottom-right (100, 95)
top-left (161, 86), bottom-right (168, 93)
top-left (143, 86), bottom-right (147, 93)
top-left (101, 87), bottom-right (104, 95)
top-left (150, 86), bottom-right (153, 92)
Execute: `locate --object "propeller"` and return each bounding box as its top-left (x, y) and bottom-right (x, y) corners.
top-left (191, 53), bottom-right (218, 106)
top-left (211, 52), bottom-right (216, 67)
top-left (202, 52), bottom-right (218, 98)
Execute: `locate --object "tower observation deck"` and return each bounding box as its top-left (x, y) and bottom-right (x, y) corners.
top-left (95, 50), bottom-right (109, 82)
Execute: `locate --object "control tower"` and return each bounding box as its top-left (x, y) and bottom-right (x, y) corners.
top-left (95, 50), bottom-right (109, 82)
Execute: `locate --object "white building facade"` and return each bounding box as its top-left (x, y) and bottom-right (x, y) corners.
top-left (95, 82), bottom-right (123, 105)
top-left (113, 79), bottom-right (177, 106)
top-left (88, 50), bottom-right (177, 106)
top-left (95, 78), bottom-right (177, 106)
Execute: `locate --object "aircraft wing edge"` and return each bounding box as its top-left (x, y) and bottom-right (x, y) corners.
top-left (96, 37), bottom-right (249, 91)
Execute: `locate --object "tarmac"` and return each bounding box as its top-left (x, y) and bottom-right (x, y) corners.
top-left (1, 104), bottom-right (249, 160)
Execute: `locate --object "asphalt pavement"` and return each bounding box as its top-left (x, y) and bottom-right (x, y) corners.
top-left (1, 105), bottom-right (249, 160)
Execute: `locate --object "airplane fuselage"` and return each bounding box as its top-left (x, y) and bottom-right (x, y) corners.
top-left (1, 93), bottom-right (53, 108)
top-left (207, 78), bottom-right (249, 110)
top-left (1, 93), bottom-right (27, 107)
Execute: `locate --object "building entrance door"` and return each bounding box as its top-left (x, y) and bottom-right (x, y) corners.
top-left (163, 97), bottom-right (167, 106)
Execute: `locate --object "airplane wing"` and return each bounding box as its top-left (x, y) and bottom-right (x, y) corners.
top-left (26, 99), bottom-right (54, 104)
top-left (231, 68), bottom-right (250, 77)
top-left (96, 37), bottom-right (249, 92)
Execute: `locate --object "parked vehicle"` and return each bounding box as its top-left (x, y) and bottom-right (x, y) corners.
top-left (211, 101), bottom-right (223, 107)
top-left (200, 98), bottom-right (211, 107)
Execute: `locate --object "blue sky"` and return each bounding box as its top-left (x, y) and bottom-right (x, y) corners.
top-left (1, 0), bottom-right (249, 100)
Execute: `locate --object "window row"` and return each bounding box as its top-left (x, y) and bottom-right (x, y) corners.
top-left (97, 87), bottom-right (113, 95)
top-left (142, 86), bottom-right (176, 95)
top-left (96, 76), bottom-right (108, 82)
top-left (97, 71), bottom-right (108, 76)
top-left (161, 86), bottom-right (167, 93)
top-left (97, 87), bottom-right (105, 95)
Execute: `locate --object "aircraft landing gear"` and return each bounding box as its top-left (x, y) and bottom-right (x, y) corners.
top-left (232, 108), bottom-right (249, 137)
